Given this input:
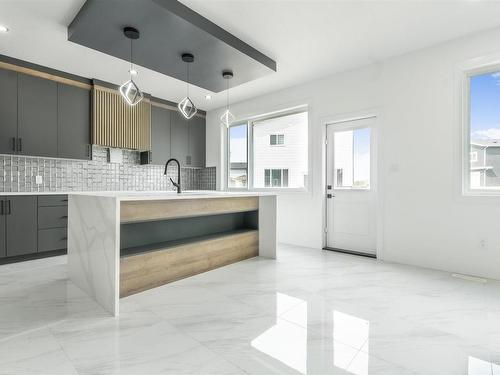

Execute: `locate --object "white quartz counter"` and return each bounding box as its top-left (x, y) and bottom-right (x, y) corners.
top-left (68, 191), bottom-right (275, 201)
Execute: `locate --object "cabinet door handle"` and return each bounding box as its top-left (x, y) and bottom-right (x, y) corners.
top-left (0, 201), bottom-right (3, 215)
top-left (61, 215), bottom-right (68, 219)
top-left (11, 137), bottom-right (16, 151)
top-left (61, 237), bottom-right (67, 241)
top-left (17, 138), bottom-right (22, 152)
top-left (7, 200), bottom-right (11, 215)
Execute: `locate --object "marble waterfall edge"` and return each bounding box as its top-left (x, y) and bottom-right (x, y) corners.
top-left (68, 195), bottom-right (120, 316)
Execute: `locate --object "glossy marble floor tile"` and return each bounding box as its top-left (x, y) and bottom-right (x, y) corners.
top-left (1, 244), bottom-right (499, 374)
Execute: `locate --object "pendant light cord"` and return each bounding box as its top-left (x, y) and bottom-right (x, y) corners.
top-left (186, 62), bottom-right (190, 97)
top-left (227, 78), bottom-right (230, 110)
top-left (130, 38), bottom-right (133, 78)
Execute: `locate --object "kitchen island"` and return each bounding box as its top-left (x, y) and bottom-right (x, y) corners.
top-left (67, 191), bottom-right (277, 316)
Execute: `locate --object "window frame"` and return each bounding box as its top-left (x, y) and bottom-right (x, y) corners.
top-left (461, 62), bottom-right (500, 196)
top-left (226, 107), bottom-right (309, 192)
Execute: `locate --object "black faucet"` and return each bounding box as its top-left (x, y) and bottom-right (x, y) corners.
top-left (164, 158), bottom-right (181, 194)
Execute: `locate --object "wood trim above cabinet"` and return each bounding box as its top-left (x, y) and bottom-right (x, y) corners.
top-left (92, 86), bottom-right (151, 151)
top-left (0, 61), bottom-right (91, 90)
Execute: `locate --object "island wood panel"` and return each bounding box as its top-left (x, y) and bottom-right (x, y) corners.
top-left (120, 197), bottom-right (259, 223)
top-left (120, 230), bottom-right (258, 297)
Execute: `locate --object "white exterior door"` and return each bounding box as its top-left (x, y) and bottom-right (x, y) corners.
top-left (326, 117), bottom-right (377, 256)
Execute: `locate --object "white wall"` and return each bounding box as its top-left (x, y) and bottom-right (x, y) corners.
top-left (206, 27), bottom-right (500, 280)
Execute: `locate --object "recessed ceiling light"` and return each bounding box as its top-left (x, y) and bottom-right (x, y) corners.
top-left (0, 25), bottom-right (9, 33)
top-left (205, 94), bottom-right (212, 100)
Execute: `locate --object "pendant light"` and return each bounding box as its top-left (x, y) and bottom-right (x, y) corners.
top-left (119, 27), bottom-right (144, 106)
top-left (220, 70), bottom-right (235, 127)
top-left (177, 53), bottom-right (197, 120)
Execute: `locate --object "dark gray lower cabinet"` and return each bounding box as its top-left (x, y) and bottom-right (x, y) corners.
top-left (58, 83), bottom-right (91, 160)
top-left (0, 69), bottom-right (18, 155)
top-left (151, 105), bottom-right (171, 165)
top-left (18, 73), bottom-right (58, 158)
top-left (0, 199), bottom-right (5, 258)
top-left (38, 228), bottom-right (67, 253)
top-left (5, 196), bottom-right (38, 257)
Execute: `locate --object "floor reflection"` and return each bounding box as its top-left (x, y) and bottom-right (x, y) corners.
top-left (468, 356), bottom-right (500, 375)
top-left (251, 292), bottom-right (370, 375)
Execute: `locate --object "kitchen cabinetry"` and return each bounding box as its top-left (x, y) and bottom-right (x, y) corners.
top-left (18, 73), bottom-right (58, 158)
top-left (4, 196), bottom-right (38, 257)
top-left (152, 104), bottom-right (206, 168)
top-left (58, 84), bottom-right (91, 160)
top-left (188, 115), bottom-right (206, 168)
top-left (0, 69), bottom-right (18, 155)
top-left (0, 195), bottom-right (68, 261)
top-left (151, 105), bottom-right (171, 165)
top-left (170, 111), bottom-right (190, 167)
top-left (0, 67), bottom-right (91, 160)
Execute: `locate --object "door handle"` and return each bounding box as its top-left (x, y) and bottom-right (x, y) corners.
top-left (17, 138), bottom-right (22, 152)
top-left (327, 194), bottom-right (334, 199)
top-left (0, 200), bottom-right (3, 215)
top-left (7, 200), bottom-right (11, 215)
top-left (11, 137), bottom-right (16, 151)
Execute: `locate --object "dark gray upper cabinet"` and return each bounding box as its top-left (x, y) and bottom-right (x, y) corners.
top-left (0, 69), bottom-right (18, 155)
top-left (0, 198), bottom-right (5, 258)
top-left (18, 73), bottom-right (58, 157)
top-left (189, 116), bottom-right (206, 168)
top-left (58, 83), bottom-right (91, 160)
top-left (170, 111), bottom-right (190, 167)
top-left (151, 105), bottom-right (171, 165)
top-left (5, 196), bottom-right (37, 257)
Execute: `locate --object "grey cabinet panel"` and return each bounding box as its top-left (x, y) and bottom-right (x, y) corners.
top-left (0, 69), bottom-right (18, 155)
top-left (38, 228), bottom-right (67, 252)
top-left (58, 84), bottom-right (91, 160)
top-left (188, 116), bottom-right (206, 168)
top-left (170, 111), bottom-right (189, 167)
top-left (0, 198), bottom-right (5, 258)
top-left (38, 195), bottom-right (68, 207)
top-left (5, 196), bottom-right (37, 257)
top-left (38, 206), bottom-right (68, 229)
top-left (151, 105), bottom-right (171, 165)
top-left (18, 73), bottom-right (58, 157)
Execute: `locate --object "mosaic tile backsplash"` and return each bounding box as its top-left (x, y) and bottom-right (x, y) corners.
top-left (0, 146), bottom-right (216, 193)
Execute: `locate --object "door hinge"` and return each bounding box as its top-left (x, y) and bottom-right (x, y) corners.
top-left (325, 139), bottom-right (328, 145)
top-left (324, 227), bottom-right (328, 233)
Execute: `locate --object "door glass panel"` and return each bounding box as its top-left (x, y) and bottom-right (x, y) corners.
top-left (334, 127), bottom-right (370, 189)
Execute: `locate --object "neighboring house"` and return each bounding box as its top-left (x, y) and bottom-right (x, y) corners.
top-left (470, 140), bottom-right (500, 188)
top-left (253, 113), bottom-right (308, 188)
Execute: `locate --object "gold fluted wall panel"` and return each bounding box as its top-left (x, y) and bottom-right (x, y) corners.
top-left (92, 86), bottom-right (151, 150)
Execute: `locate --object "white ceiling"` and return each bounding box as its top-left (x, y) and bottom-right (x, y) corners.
top-left (1, 0), bottom-right (500, 110)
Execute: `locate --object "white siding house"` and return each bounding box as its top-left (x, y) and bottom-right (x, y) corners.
top-left (253, 112), bottom-right (308, 188)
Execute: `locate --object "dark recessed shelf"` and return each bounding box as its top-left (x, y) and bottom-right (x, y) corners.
top-left (120, 229), bottom-right (257, 258)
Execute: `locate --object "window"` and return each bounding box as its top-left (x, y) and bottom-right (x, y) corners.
top-left (227, 109), bottom-right (308, 190)
top-left (228, 124), bottom-right (247, 188)
top-left (470, 151), bottom-right (478, 162)
top-left (333, 127), bottom-right (370, 189)
top-left (264, 169), bottom-right (289, 187)
top-left (467, 70), bottom-right (500, 191)
top-left (270, 134), bottom-right (285, 145)
top-left (253, 111), bottom-right (308, 189)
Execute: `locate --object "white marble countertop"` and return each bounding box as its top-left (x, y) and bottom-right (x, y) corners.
top-left (69, 190), bottom-right (275, 201)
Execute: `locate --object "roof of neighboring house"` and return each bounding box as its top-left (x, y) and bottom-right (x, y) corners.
top-left (471, 139), bottom-right (500, 147)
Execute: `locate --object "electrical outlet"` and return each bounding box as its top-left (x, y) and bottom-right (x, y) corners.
top-left (35, 175), bottom-right (43, 185)
top-left (479, 239), bottom-right (488, 250)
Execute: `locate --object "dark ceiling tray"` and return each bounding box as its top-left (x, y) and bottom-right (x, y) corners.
top-left (68, 0), bottom-right (276, 92)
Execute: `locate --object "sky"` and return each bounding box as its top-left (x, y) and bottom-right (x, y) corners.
top-left (470, 72), bottom-right (500, 140)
